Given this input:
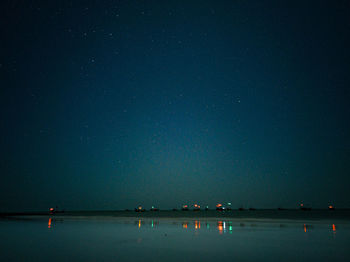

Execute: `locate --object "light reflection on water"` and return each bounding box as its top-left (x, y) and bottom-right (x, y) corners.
top-left (46, 217), bottom-right (342, 235)
top-left (125, 217), bottom-right (337, 235)
top-left (1, 217), bottom-right (349, 262)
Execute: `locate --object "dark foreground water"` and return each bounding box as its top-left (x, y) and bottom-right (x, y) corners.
top-left (1, 212), bottom-right (350, 261)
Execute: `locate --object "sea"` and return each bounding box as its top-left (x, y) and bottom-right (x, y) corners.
top-left (1, 210), bottom-right (349, 261)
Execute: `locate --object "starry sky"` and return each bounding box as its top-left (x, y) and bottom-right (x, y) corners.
top-left (1, 0), bottom-right (350, 211)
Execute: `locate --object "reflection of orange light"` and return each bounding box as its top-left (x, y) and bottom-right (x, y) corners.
top-left (48, 218), bottom-right (52, 229)
top-left (304, 224), bottom-right (307, 232)
top-left (216, 203), bottom-right (222, 208)
top-left (183, 222), bottom-right (188, 229)
top-left (194, 221), bottom-right (201, 229)
top-left (218, 221), bottom-right (223, 234)
top-left (332, 224), bottom-right (336, 232)
top-left (329, 205), bottom-right (333, 209)
top-left (138, 220), bottom-right (141, 228)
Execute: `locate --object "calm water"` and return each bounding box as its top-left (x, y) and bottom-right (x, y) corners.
top-left (1, 216), bottom-right (349, 262)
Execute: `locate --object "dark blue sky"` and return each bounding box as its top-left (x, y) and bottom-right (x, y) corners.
top-left (1, 0), bottom-right (350, 211)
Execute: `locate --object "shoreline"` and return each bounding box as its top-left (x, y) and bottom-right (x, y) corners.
top-left (1, 209), bottom-right (350, 222)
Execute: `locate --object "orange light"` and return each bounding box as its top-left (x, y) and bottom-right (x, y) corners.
top-left (182, 222), bottom-right (188, 229)
top-left (218, 221), bottom-right (223, 234)
top-left (332, 224), bottom-right (336, 232)
top-left (300, 203), bottom-right (304, 207)
top-left (329, 205), bottom-right (333, 209)
top-left (48, 218), bottom-right (52, 229)
top-left (216, 203), bottom-right (222, 208)
top-left (183, 205), bottom-right (188, 208)
top-left (194, 204), bottom-right (198, 207)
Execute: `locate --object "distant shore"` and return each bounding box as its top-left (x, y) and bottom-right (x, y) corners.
top-left (1, 209), bottom-right (350, 221)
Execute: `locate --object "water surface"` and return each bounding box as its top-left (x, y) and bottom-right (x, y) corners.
top-left (1, 215), bottom-right (349, 261)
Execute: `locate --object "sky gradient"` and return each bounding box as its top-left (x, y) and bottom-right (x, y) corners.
top-left (1, 0), bottom-right (350, 211)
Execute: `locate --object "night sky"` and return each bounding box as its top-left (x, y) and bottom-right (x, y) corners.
top-left (1, 1), bottom-right (350, 212)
